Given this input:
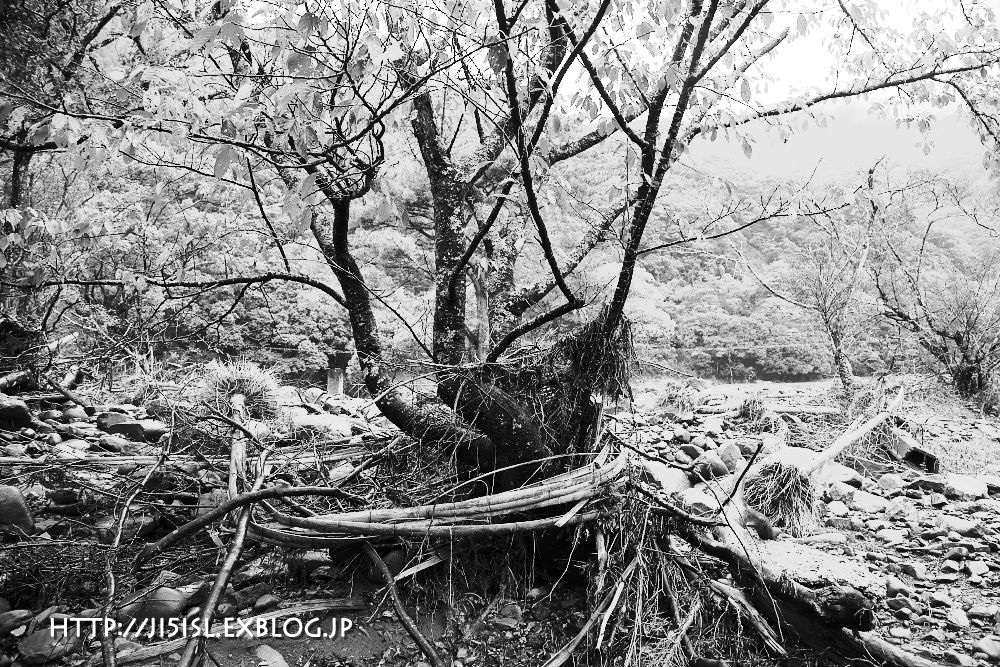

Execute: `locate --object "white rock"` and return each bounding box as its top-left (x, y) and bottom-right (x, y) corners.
top-left (944, 474), bottom-right (988, 501)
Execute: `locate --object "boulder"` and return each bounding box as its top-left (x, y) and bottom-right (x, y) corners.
top-left (847, 489), bottom-right (889, 513)
top-left (0, 396), bottom-right (31, 429)
top-left (878, 473), bottom-right (906, 492)
top-left (0, 486), bottom-right (34, 536)
top-left (936, 514), bottom-right (981, 537)
top-left (944, 474), bottom-right (988, 501)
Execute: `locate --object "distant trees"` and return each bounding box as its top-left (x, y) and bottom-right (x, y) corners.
top-left (873, 202), bottom-right (1000, 408)
top-left (6, 0), bottom-right (1000, 469)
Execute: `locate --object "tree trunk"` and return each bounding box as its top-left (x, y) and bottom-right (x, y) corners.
top-left (828, 327), bottom-right (855, 397)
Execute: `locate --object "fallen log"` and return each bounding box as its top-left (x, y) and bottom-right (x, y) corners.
top-left (696, 404), bottom-right (841, 416)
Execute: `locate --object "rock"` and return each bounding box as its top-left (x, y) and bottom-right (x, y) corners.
top-left (17, 618), bottom-right (83, 665)
top-left (887, 597), bottom-right (923, 614)
top-left (969, 605), bottom-right (999, 619)
top-left (945, 474), bottom-right (988, 501)
top-left (947, 608), bottom-right (971, 629)
top-left (929, 591), bottom-right (954, 608)
top-left (901, 562), bottom-right (928, 579)
top-left (909, 475), bottom-right (947, 493)
top-left (884, 497), bottom-right (918, 522)
top-left (526, 587), bottom-right (547, 601)
top-left (879, 473), bottom-right (906, 492)
top-left (107, 419), bottom-right (168, 442)
top-left (0, 598), bottom-right (8, 614)
top-left (61, 405), bottom-right (88, 421)
top-left (972, 636), bottom-right (1000, 662)
top-left (849, 489), bottom-right (889, 513)
top-left (826, 500), bottom-right (850, 517)
top-left (886, 576), bottom-right (913, 598)
top-left (0, 486), bottom-right (34, 536)
top-left (889, 626), bottom-right (912, 639)
top-left (716, 442), bottom-right (745, 473)
top-left (118, 587), bottom-right (187, 622)
top-left (929, 493), bottom-right (948, 507)
top-left (937, 515), bottom-right (981, 537)
top-left (289, 413), bottom-right (351, 438)
top-left (253, 594), bottom-right (281, 613)
top-left (96, 412), bottom-right (130, 432)
top-left (944, 547), bottom-right (971, 561)
top-left (967, 561), bottom-right (991, 577)
top-left (945, 650), bottom-right (977, 666)
top-left (875, 528), bottom-right (907, 544)
top-left (0, 610), bottom-right (34, 636)
top-left (678, 444), bottom-right (704, 460)
top-left (690, 451), bottom-right (729, 481)
top-left (827, 481), bottom-right (857, 502)
top-left (196, 489), bottom-right (229, 517)
top-left (0, 396), bottom-right (31, 429)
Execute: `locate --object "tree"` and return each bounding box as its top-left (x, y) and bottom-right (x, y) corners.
top-left (738, 167), bottom-right (883, 396)
top-left (873, 181), bottom-right (1000, 406)
top-left (5, 0), bottom-right (1000, 474)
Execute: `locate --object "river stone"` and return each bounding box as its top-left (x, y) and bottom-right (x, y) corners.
top-left (947, 608), bottom-right (971, 629)
top-left (972, 636), bottom-right (1000, 662)
top-left (717, 442), bottom-right (746, 473)
top-left (879, 473), bottom-right (906, 492)
top-left (945, 474), bottom-right (988, 501)
top-left (0, 486), bottom-right (34, 536)
top-left (850, 489), bottom-right (889, 513)
top-left (690, 451), bottom-right (729, 481)
top-left (936, 514), bottom-right (980, 537)
top-left (17, 617), bottom-right (83, 665)
top-left (61, 405), bottom-right (88, 421)
top-left (0, 396), bottom-right (31, 429)
top-left (107, 419), bottom-right (168, 442)
top-left (967, 561), bottom-right (991, 577)
top-left (118, 587), bottom-right (187, 622)
top-left (96, 412), bottom-right (130, 432)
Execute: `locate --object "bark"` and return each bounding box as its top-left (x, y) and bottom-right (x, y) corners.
top-left (7, 148), bottom-right (32, 208)
top-left (828, 327), bottom-right (855, 397)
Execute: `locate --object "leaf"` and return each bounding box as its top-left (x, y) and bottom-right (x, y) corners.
top-left (741, 138), bottom-right (752, 159)
top-left (214, 146), bottom-right (234, 179)
top-left (254, 645), bottom-right (289, 667)
top-left (487, 43), bottom-right (508, 74)
top-left (797, 14), bottom-right (807, 35)
top-left (740, 78), bottom-right (751, 103)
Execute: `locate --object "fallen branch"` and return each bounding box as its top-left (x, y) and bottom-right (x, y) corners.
top-left (363, 542), bottom-right (446, 667)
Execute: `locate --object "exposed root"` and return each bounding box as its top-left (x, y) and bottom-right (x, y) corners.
top-left (742, 460), bottom-right (818, 538)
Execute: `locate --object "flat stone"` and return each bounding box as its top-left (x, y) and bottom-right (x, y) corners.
top-left (889, 626), bottom-right (912, 639)
top-left (876, 528), bottom-right (907, 544)
top-left (909, 475), bottom-right (947, 493)
top-left (937, 515), bottom-right (981, 537)
top-left (107, 419), bottom-right (168, 442)
top-left (945, 474), bottom-right (988, 501)
top-left (678, 444), bottom-right (704, 460)
top-left (0, 486), bottom-right (34, 536)
top-left (96, 412), bottom-right (130, 432)
top-left (945, 650), bottom-right (977, 666)
top-left (969, 605), bottom-right (999, 619)
top-left (849, 489), bottom-right (889, 513)
top-left (879, 473), bottom-right (906, 491)
top-left (61, 406), bottom-right (88, 421)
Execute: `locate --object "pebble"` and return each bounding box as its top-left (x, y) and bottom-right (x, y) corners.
top-left (929, 591), bottom-right (954, 607)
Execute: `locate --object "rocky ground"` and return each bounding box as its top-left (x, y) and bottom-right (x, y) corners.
top-left (3, 376), bottom-right (1000, 667)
